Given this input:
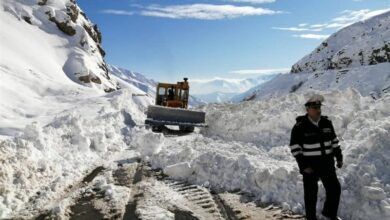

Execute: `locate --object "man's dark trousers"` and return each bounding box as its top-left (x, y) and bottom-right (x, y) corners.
top-left (302, 158), bottom-right (341, 220)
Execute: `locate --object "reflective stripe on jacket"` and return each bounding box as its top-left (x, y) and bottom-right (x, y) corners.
top-left (289, 114), bottom-right (342, 171)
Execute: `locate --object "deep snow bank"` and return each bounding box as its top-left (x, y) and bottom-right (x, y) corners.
top-left (0, 89), bottom-right (149, 218)
top-left (139, 89), bottom-right (390, 220)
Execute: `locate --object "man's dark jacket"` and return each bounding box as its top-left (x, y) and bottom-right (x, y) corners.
top-left (289, 114), bottom-right (343, 173)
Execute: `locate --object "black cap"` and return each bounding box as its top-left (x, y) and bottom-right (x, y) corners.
top-left (305, 100), bottom-right (322, 107)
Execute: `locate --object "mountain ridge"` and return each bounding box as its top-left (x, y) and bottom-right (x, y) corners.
top-left (291, 10), bottom-right (390, 73)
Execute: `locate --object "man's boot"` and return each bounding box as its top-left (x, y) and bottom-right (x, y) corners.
top-left (321, 212), bottom-right (342, 220)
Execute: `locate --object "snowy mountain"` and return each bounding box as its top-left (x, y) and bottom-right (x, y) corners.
top-left (189, 94), bottom-right (208, 106)
top-left (230, 73), bottom-right (286, 102)
top-left (239, 11), bottom-right (390, 101)
top-left (1, 0), bottom-right (119, 92)
top-left (108, 64), bottom-right (157, 97)
top-left (0, 0), bottom-right (128, 136)
top-left (191, 75), bottom-right (277, 103)
top-left (291, 10), bottom-right (390, 73)
top-left (194, 91), bottom-right (237, 103)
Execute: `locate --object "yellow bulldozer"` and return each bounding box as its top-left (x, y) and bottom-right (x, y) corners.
top-left (145, 78), bottom-right (206, 132)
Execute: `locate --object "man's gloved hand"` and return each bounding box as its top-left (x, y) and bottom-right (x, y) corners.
top-left (336, 160), bottom-right (343, 168)
top-left (303, 167), bottom-right (314, 174)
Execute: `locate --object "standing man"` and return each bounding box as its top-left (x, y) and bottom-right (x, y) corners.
top-left (168, 86), bottom-right (175, 100)
top-left (289, 94), bottom-right (343, 220)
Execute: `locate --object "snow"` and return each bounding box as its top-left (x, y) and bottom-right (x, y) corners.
top-left (236, 63), bottom-right (390, 102)
top-left (235, 10), bottom-right (390, 103)
top-left (163, 162), bottom-right (193, 179)
top-left (2, 86), bottom-right (389, 219)
top-left (291, 10), bottom-right (390, 73)
top-left (191, 76), bottom-right (276, 95)
top-left (89, 168), bottom-right (133, 219)
top-left (136, 181), bottom-right (179, 220)
top-left (0, 8), bottom-right (152, 211)
top-left (1, 0), bottom-right (390, 220)
top-left (0, 0), bottom-right (128, 135)
top-left (191, 75), bottom-right (277, 103)
top-left (362, 186), bottom-right (387, 201)
top-left (0, 89), bottom-right (148, 217)
top-left (135, 178), bottom-right (222, 220)
top-left (108, 65), bottom-right (157, 97)
top-left (194, 91), bottom-right (240, 104)
top-left (132, 129), bottom-right (165, 158)
top-left (1, 0), bottom-right (118, 92)
top-left (143, 89), bottom-right (390, 220)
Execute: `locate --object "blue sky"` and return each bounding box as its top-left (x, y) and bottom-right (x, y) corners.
top-left (77, 0), bottom-right (390, 81)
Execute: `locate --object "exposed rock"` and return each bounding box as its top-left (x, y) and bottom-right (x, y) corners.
top-left (98, 63), bottom-right (110, 79)
top-left (83, 24), bottom-right (102, 44)
top-left (369, 43), bottom-right (390, 65)
top-left (104, 87), bottom-right (116, 93)
top-left (66, 3), bottom-right (79, 22)
top-left (93, 25), bottom-right (102, 44)
top-left (38, 0), bottom-right (47, 6)
top-left (290, 81), bottom-right (304, 93)
top-left (46, 12), bottom-right (76, 36)
top-left (22, 16), bottom-right (31, 24)
top-left (97, 44), bottom-right (106, 57)
top-left (83, 23), bottom-right (105, 57)
top-left (79, 74), bottom-right (102, 84)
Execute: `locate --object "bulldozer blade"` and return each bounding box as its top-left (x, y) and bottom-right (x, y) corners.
top-left (145, 105), bottom-right (206, 126)
top-left (145, 119), bottom-right (207, 127)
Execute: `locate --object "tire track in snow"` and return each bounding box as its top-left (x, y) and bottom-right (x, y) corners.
top-left (163, 179), bottom-right (226, 220)
top-left (67, 162), bottom-right (140, 220)
top-left (216, 193), bottom-right (305, 220)
top-left (34, 166), bottom-right (106, 220)
top-left (33, 160), bottom-right (305, 220)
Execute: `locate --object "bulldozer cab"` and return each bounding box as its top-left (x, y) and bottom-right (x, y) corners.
top-left (155, 78), bottom-right (189, 108)
top-left (146, 77), bottom-right (206, 133)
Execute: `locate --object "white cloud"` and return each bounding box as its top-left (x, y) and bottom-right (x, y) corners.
top-left (335, 8), bottom-right (390, 23)
top-left (228, 0), bottom-right (276, 4)
top-left (101, 4), bottom-right (282, 20)
top-left (274, 8), bottom-right (390, 33)
top-left (140, 4), bottom-right (281, 20)
top-left (230, 68), bottom-right (290, 75)
top-left (293, 34), bottom-right (330, 40)
top-left (309, 23), bottom-right (327, 29)
top-left (100, 9), bottom-right (134, 16)
top-left (272, 27), bottom-right (322, 32)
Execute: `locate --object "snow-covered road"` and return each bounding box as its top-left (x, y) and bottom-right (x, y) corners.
top-left (34, 156), bottom-right (304, 220)
top-left (1, 89), bottom-right (389, 220)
